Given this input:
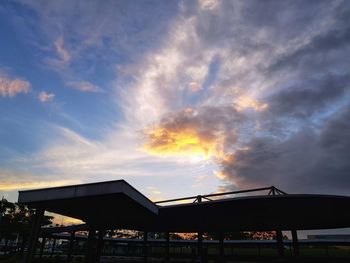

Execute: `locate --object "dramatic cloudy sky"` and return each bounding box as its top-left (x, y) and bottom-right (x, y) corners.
top-left (1, 0), bottom-right (350, 207)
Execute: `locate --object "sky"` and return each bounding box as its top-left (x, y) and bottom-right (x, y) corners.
top-left (0, 0), bottom-right (350, 215)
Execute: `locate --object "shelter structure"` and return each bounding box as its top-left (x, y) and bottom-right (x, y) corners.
top-left (18, 180), bottom-right (350, 262)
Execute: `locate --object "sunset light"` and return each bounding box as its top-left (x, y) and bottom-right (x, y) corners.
top-left (144, 127), bottom-right (221, 159)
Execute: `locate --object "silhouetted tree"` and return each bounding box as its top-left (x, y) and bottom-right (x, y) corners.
top-left (0, 198), bottom-right (53, 255)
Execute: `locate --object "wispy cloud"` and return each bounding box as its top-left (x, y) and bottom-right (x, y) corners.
top-left (0, 169), bottom-right (79, 192)
top-left (0, 74), bottom-right (31, 97)
top-left (38, 91), bottom-right (55, 102)
top-left (66, 81), bottom-right (102, 93)
top-left (54, 36), bottom-right (71, 63)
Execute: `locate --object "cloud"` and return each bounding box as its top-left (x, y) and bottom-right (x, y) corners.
top-left (146, 186), bottom-right (163, 201)
top-left (54, 36), bottom-right (71, 63)
top-left (143, 106), bottom-right (242, 159)
top-left (38, 91), bottom-right (55, 102)
top-left (66, 81), bottom-right (102, 93)
top-left (219, 105), bottom-right (350, 195)
top-left (6, 0), bottom-right (350, 198)
top-left (107, 0), bottom-right (350, 196)
top-left (0, 169), bottom-right (79, 192)
top-left (17, 125), bottom-right (212, 183)
top-left (22, 0), bottom-right (179, 81)
top-left (199, 0), bottom-right (219, 11)
top-left (267, 73), bottom-right (350, 118)
top-left (0, 74), bottom-right (31, 97)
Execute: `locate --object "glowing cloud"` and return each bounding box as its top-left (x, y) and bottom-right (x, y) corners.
top-left (144, 126), bottom-right (221, 159)
top-left (0, 75), bottom-right (31, 97)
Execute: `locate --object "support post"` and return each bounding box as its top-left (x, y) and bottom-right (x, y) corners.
top-left (219, 232), bottom-right (224, 262)
top-left (276, 230), bottom-right (284, 258)
top-left (39, 237), bottom-right (46, 259)
top-left (198, 232), bottom-right (203, 262)
top-left (50, 238), bottom-right (56, 257)
top-left (165, 232), bottom-right (170, 261)
top-left (85, 227), bottom-right (96, 263)
top-left (196, 196), bottom-right (204, 263)
top-left (67, 231), bottom-right (75, 262)
top-left (291, 229), bottom-right (299, 257)
top-left (143, 231), bottom-right (148, 262)
top-left (95, 231), bottom-right (104, 263)
top-left (23, 208), bottom-right (45, 263)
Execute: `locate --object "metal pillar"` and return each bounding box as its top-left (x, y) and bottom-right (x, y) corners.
top-left (276, 230), bottom-right (284, 258)
top-left (165, 232), bottom-right (170, 261)
top-left (67, 231), bottom-right (75, 262)
top-left (196, 195), bottom-right (204, 263)
top-left (51, 238), bottom-right (56, 257)
top-left (85, 228), bottom-right (96, 263)
top-left (219, 232), bottom-right (224, 262)
top-left (291, 229), bottom-right (299, 257)
top-left (143, 231), bottom-right (148, 262)
top-left (39, 237), bottom-right (46, 259)
top-left (95, 231), bottom-right (104, 263)
top-left (198, 232), bottom-right (203, 262)
top-left (23, 208), bottom-right (44, 263)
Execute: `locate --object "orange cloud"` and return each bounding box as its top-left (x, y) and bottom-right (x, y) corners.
top-left (0, 75), bottom-right (31, 97)
top-left (144, 126), bottom-right (222, 159)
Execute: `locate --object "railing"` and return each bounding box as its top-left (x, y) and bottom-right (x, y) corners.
top-left (24, 238), bottom-right (350, 261)
top-left (155, 186), bottom-right (287, 205)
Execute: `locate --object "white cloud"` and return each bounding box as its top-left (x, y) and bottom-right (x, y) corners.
top-left (38, 91), bottom-right (55, 102)
top-left (66, 81), bottom-right (102, 93)
top-left (0, 74), bottom-right (31, 97)
top-left (54, 36), bottom-right (71, 63)
top-left (199, 0), bottom-right (219, 10)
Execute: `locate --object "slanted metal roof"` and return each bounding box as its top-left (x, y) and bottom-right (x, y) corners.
top-left (18, 180), bottom-right (158, 229)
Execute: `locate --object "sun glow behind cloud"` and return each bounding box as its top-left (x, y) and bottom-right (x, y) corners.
top-left (144, 126), bottom-right (223, 161)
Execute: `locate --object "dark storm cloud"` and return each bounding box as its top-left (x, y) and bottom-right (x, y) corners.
top-left (267, 73), bottom-right (350, 118)
top-left (206, 1), bottom-right (350, 194)
top-left (267, 5), bottom-right (350, 74)
top-left (220, 106), bottom-right (350, 195)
